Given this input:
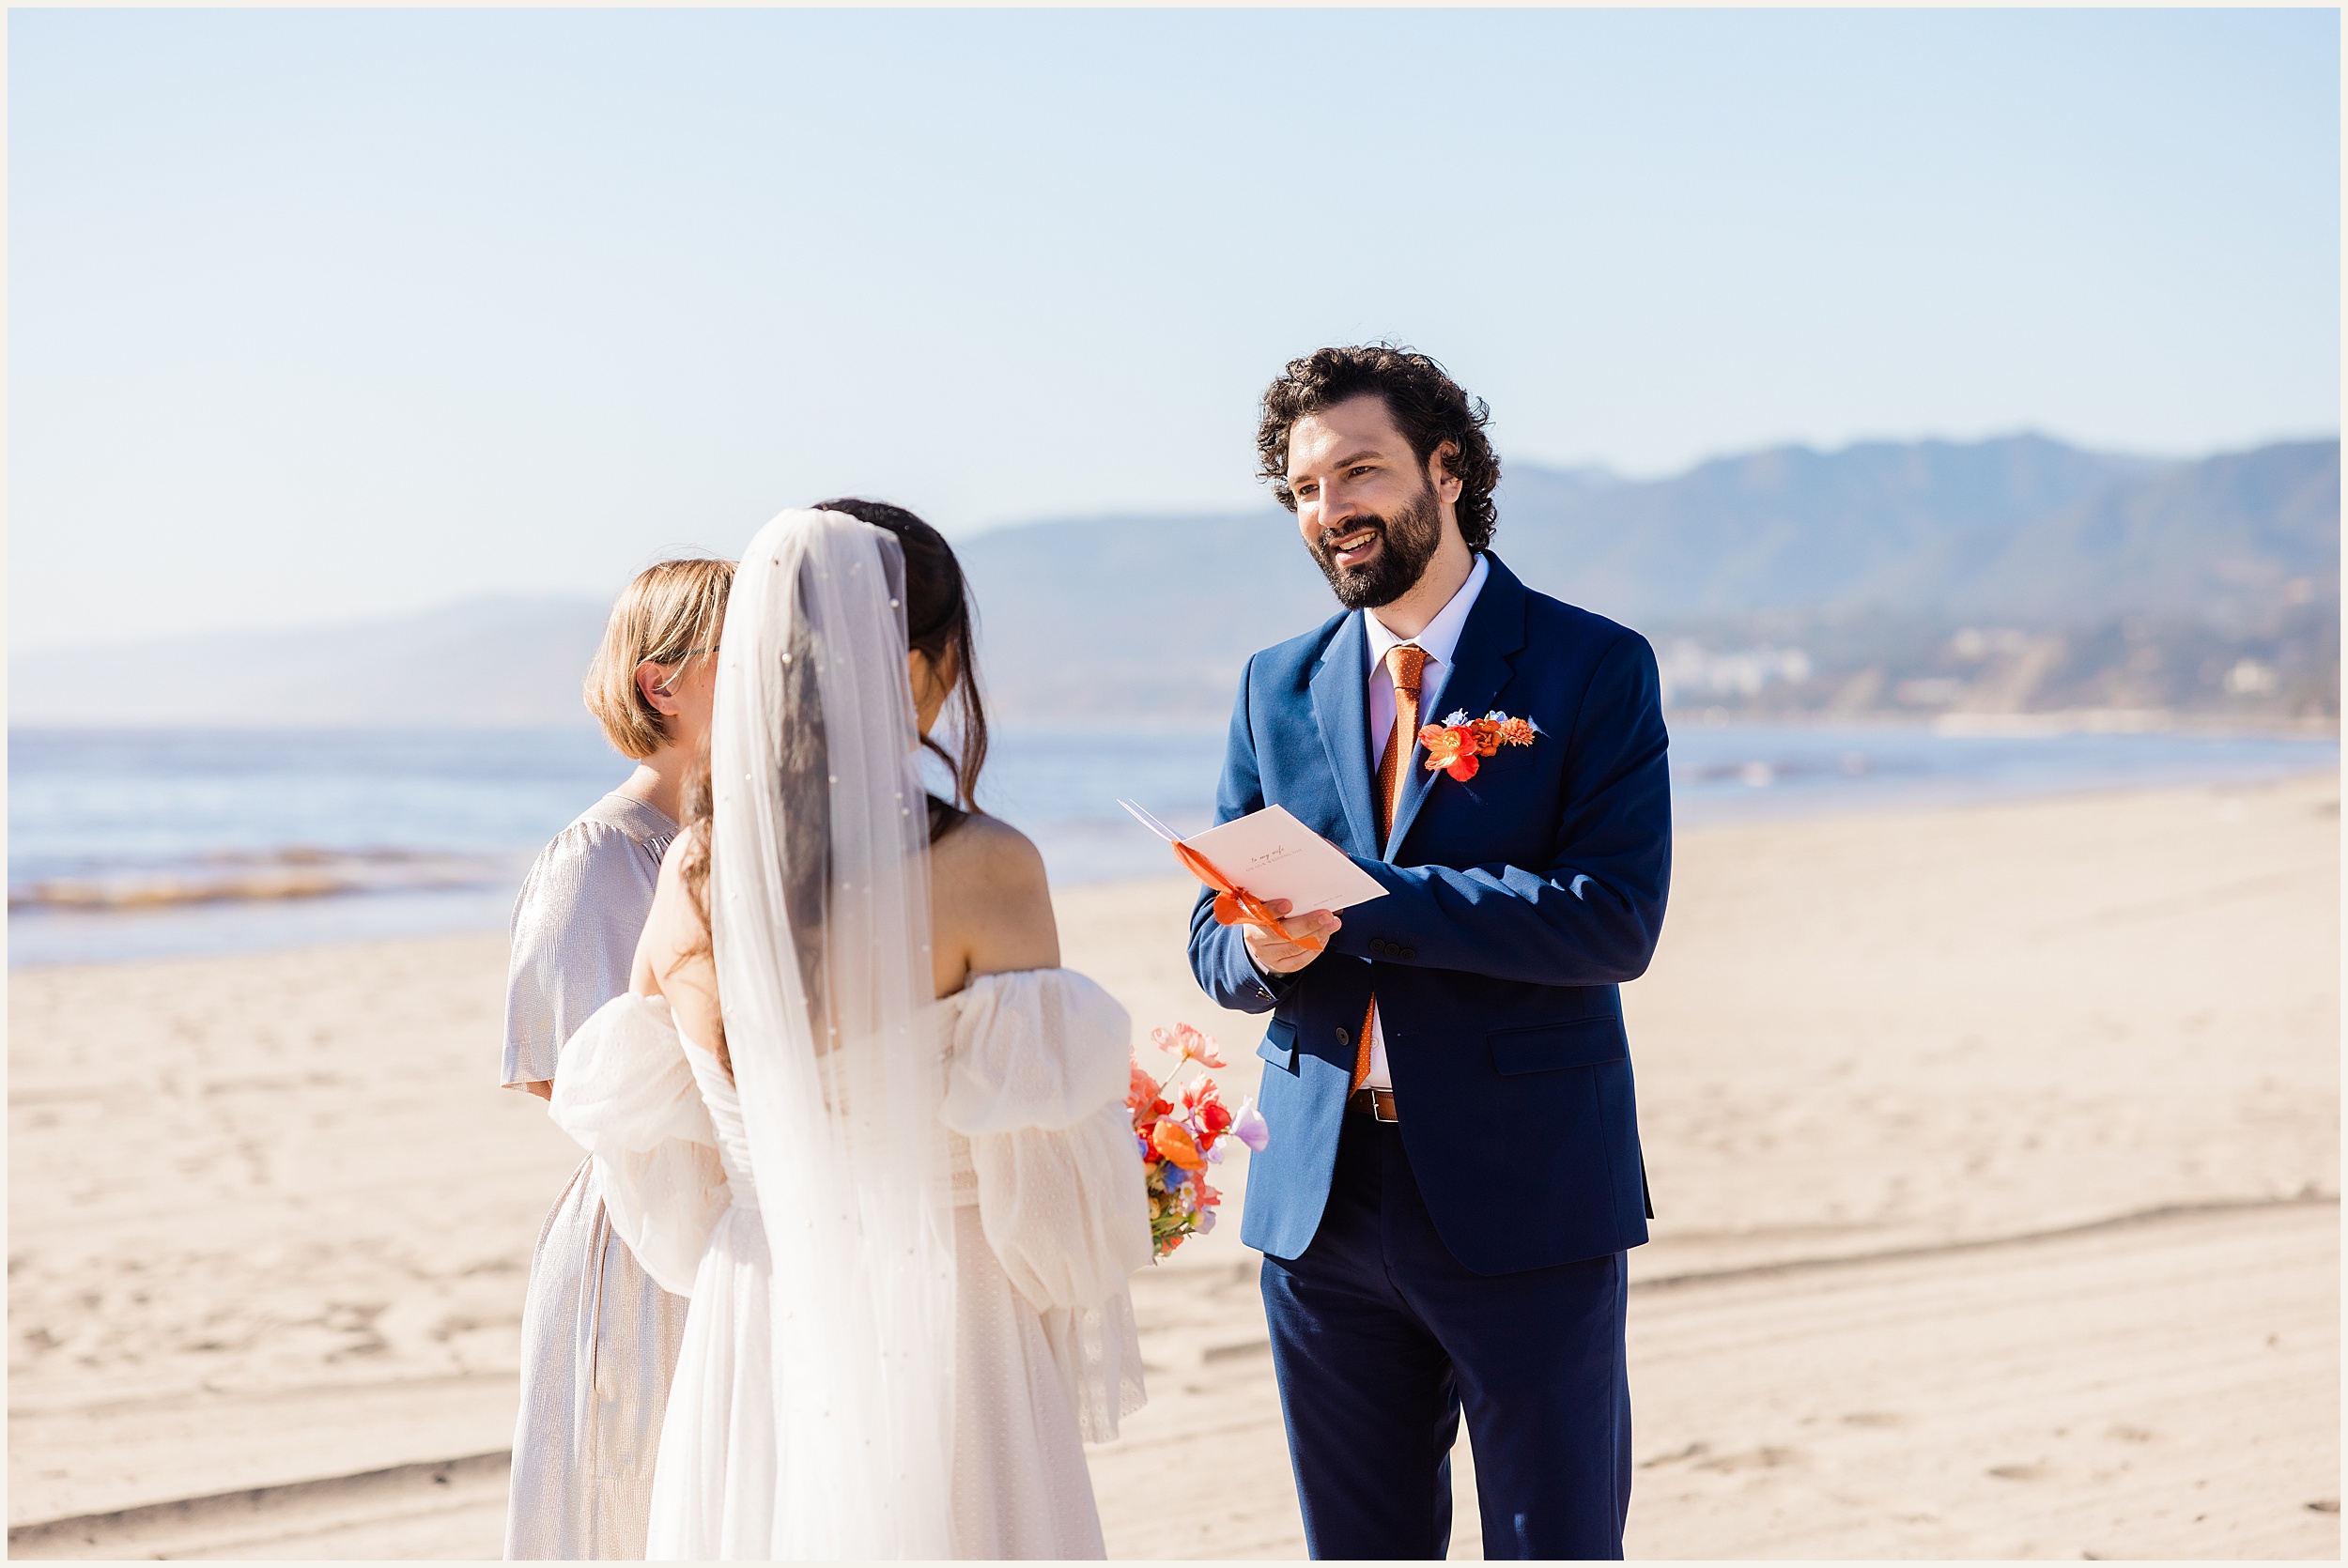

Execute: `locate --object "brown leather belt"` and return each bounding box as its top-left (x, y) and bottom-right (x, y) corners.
top-left (1346, 1086), bottom-right (1399, 1123)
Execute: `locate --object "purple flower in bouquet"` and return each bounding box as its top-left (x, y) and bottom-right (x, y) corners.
top-left (1231, 1096), bottom-right (1271, 1153)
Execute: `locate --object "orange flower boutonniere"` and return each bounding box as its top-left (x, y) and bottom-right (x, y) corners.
top-left (1416, 709), bottom-right (1540, 782)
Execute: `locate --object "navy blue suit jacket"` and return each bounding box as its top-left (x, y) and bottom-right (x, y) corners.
top-left (1188, 553), bottom-right (1670, 1276)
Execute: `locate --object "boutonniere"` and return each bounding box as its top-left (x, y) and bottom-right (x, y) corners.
top-left (1417, 710), bottom-right (1539, 781)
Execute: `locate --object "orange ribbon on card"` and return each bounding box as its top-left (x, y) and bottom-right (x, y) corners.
top-left (1171, 838), bottom-right (1327, 954)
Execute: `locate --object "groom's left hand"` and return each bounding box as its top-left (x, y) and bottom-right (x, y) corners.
top-left (1242, 899), bottom-right (1341, 975)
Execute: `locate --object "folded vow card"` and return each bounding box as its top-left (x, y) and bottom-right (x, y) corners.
top-left (1118, 800), bottom-right (1388, 916)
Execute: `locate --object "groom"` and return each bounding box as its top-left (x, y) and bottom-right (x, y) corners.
top-left (1188, 346), bottom-right (1670, 1560)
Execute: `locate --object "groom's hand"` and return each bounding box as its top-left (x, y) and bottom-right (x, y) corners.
top-left (1243, 899), bottom-right (1341, 975)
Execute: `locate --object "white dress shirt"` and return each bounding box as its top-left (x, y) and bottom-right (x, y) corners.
top-left (1359, 551), bottom-right (1491, 1089)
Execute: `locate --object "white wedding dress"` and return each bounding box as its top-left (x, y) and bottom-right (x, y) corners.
top-left (549, 966), bottom-right (1151, 1560)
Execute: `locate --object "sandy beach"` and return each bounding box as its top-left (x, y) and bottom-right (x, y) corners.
top-left (9, 771), bottom-right (2339, 1559)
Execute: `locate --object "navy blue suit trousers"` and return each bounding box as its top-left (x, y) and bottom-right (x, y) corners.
top-left (1261, 1113), bottom-right (1631, 1560)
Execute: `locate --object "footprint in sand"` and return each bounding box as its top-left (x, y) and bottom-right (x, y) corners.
top-left (1987, 1462), bottom-right (2053, 1482)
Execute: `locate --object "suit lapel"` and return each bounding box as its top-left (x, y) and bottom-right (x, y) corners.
top-left (1384, 554), bottom-right (1530, 859)
top-left (1308, 612), bottom-right (1380, 858)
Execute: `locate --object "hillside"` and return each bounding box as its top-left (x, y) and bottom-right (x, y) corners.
top-left (8, 599), bottom-right (614, 729)
top-left (10, 434), bottom-right (2336, 729)
top-left (951, 434), bottom-right (2338, 723)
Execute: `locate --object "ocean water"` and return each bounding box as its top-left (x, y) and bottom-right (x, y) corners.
top-left (8, 722), bottom-right (2335, 967)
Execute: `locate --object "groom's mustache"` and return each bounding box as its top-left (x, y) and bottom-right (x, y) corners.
top-left (1319, 518), bottom-right (1386, 555)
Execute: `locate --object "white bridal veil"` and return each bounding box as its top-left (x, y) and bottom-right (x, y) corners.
top-left (709, 509), bottom-right (957, 1558)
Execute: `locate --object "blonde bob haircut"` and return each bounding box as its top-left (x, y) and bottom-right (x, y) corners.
top-left (583, 556), bottom-right (736, 760)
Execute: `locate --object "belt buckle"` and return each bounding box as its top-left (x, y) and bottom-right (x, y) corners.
top-left (1370, 1088), bottom-right (1398, 1124)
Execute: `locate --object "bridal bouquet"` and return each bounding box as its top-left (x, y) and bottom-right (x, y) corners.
top-left (1129, 1022), bottom-right (1269, 1257)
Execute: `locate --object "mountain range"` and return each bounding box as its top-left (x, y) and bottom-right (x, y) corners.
top-left (11, 433), bottom-right (2337, 729)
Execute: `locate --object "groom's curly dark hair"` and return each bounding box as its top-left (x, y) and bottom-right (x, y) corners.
top-left (1256, 345), bottom-right (1502, 551)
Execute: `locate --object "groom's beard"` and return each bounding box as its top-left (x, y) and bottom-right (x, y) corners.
top-left (1306, 482), bottom-right (1444, 611)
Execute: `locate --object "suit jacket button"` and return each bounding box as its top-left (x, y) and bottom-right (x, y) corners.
top-left (1369, 939), bottom-right (1388, 957)
top-left (1335, 1027), bottom-right (1350, 1047)
top-left (1402, 946), bottom-right (1417, 961)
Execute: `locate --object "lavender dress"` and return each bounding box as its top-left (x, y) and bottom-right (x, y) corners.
top-left (502, 792), bottom-right (692, 1560)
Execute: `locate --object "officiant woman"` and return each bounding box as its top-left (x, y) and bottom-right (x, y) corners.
top-left (501, 555), bottom-right (734, 1560)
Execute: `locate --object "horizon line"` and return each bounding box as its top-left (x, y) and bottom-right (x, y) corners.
top-left (13, 426), bottom-right (2337, 660)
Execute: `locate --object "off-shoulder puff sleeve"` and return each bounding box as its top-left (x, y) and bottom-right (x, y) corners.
top-left (547, 993), bottom-right (728, 1297)
top-left (940, 969), bottom-right (1155, 1441)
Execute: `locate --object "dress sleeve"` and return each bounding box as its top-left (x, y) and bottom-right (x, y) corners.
top-left (940, 969), bottom-right (1154, 1440)
top-left (502, 822), bottom-right (660, 1088)
top-left (548, 994), bottom-right (727, 1297)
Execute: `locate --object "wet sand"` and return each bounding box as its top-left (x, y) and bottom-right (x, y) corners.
top-left (9, 772), bottom-right (2338, 1558)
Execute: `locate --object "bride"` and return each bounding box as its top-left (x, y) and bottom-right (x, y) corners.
top-left (547, 503), bottom-right (1152, 1559)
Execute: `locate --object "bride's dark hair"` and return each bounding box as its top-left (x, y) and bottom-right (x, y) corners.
top-left (811, 497), bottom-right (989, 843)
top-left (673, 499), bottom-right (991, 974)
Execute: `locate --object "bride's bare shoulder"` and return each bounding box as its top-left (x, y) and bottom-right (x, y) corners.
top-left (650, 822), bottom-right (707, 912)
top-left (633, 825), bottom-right (711, 979)
top-left (932, 811), bottom-right (1042, 883)
top-left (932, 812), bottom-right (1058, 975)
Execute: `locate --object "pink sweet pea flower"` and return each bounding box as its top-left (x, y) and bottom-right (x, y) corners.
top-left (1151, 1022), bottom-right (1228, 1069)
top-left (1230, 1097), bottom-right (1270, 1153)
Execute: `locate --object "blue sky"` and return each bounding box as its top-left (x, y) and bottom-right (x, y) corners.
top-left (10, 8), bottom-right (2339, 649)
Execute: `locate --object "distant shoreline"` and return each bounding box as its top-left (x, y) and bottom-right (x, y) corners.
top-left (10, 766), bottom-right (2337, 973)
top-left (8, 709), bottom-right (2340, 740)
top-left (1668, 708), bottom-right (2340, 740)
